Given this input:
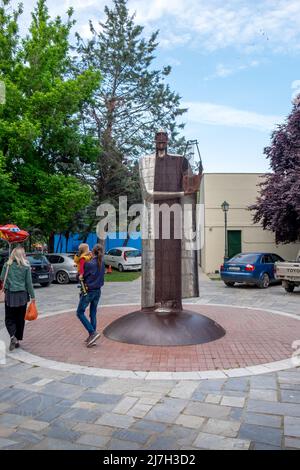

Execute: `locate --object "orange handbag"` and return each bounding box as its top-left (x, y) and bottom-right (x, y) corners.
top-left (25, 301), bottom-right (38, 321)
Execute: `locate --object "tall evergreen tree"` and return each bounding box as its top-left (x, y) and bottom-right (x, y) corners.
top-left (251, 95), bottom-right (300, 243)
top-left (76, 0), bottom-right (187, 208)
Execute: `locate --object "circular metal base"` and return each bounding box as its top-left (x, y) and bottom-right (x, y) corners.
top-left (103, 309), bottom-right (226, 346)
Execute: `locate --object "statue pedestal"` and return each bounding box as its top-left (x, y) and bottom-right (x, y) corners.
top-left (103, 309), bottom-right (226, 346)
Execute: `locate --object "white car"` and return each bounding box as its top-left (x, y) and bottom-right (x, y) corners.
top-left (104, 247), bottom-right (141, 272)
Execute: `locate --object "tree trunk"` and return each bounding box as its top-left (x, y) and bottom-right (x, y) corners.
top-left (48, 232), bottom-right (55, 253)
top-left (57, 233), bottom-right (62, 253)
top-left (65, 231), bottom-right (70, 252)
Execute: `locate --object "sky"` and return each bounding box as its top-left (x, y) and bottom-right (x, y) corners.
top-left (10, 0), bottom-right (300, 173)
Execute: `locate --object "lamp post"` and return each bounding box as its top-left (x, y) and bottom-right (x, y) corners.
top-left (221, 201), bottom-right (230, 261)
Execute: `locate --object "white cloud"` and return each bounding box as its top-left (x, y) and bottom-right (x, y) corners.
top-left (205, 60), bottom-right (260, 80)
top-left (166, 57), bottom-right (181, 67)
top-left (64, 0), bottom-right (103, 10)
top-left (183, 101), bottom-right (283, 132)
top-left (215, 64), bottom-right (233, 78)
top-left (129, 0), bottom-right (300, 54)
top-left (10, 0), bottom-right (300, 54)
top-left (291, 80), bottom-right (300, 101)
top-left (129, 0), bottom-right (185, 23)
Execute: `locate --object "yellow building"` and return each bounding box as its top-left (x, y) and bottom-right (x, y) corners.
top-left (199, 173), bottom-right (300, 274)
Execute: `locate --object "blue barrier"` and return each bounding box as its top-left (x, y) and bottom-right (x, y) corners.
top-left (54, 232), bottom-right (142, 253)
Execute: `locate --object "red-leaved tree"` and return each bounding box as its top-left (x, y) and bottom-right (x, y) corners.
top-left (251, 96), bottom-right (300, 243)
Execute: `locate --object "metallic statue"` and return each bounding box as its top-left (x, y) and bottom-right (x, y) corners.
top-left (104, 132), bottom-right (225, 346)
top-left (139, 131), bottom-right (201, 312)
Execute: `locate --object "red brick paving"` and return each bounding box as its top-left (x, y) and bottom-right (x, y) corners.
top-left (22, 305), bottom-right (300, 371)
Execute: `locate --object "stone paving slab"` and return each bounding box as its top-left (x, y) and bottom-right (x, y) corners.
top-left (76, 433), bottom-right (110, 448)
top-left (285, 437), bottom-right (300, 449)
top-left (193, 432), bottom-right (250, 450)
top-left (243, 412), bottom-right (282, 428)
top-left (284, 416), bottom-right (300, 438)
top-left (0, 277), bottom-right (300, 450)
top-left (202, 418), bottom-right (241, 437)
top-left (0, 358), bottom-right (300, 449)
top-left (238, 423), bottom-right (283, 447)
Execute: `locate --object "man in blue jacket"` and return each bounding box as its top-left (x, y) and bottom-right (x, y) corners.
top-left (76, 244), bottom-right (105, 348)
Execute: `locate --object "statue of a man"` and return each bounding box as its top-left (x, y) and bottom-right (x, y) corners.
top-left (139, 131), bottom-right (201, 312)
top-left (103, 132), bottom-right (225, 345)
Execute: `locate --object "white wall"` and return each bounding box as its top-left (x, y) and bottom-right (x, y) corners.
top-left (200, 173), bottom-right (300, 273)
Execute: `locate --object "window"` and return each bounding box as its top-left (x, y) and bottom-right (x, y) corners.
top-left (230, 254), bottom-right (259, 264)
top-left (125, 250), bottom-right (141, 258)
top-left (27, 255), bottom-right (49, 265)
top-left (262, 254), bottom-right (273, 264)
top-left (115, 250), bottom-right (122, 257)
top-left (271, 254), bottom-right (284, 263)
top-left (47, 255), bottom-right (61, 264)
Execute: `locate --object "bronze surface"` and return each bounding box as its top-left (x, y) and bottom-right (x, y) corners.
top-left (103, 309), bottom-right (226, 346)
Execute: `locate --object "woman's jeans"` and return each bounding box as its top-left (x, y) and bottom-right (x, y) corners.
top-left (76, 289), bottom-right (101, 335)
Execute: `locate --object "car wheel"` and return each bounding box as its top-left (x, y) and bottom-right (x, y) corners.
top-left (56, 270), bottom-right (70, 284)
top-left (40, 282), bottom-right (50, 287)
top-left (284, 283), bottom-right (295, 293)
top-left (224, 281), bottom-right (235, 287)
top-left (118, 264), bottom-right (124, 272)
top-left (259, 273), bottom-right (270, 289)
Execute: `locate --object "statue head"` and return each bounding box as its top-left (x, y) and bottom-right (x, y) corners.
top-left (155, 131), bottom-right (168, 157)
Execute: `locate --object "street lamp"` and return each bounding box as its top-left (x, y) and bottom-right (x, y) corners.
top-left (221, 201), bottom-right (230, 261)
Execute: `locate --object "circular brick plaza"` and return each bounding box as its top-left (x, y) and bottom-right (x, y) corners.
top-left (21, 304), bottom-right (300, 372)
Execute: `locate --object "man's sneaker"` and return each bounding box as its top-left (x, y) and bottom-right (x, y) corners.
top-left (84, 335), bottom-right (96, 346)
top-left (15, 342), bottom-right (20, 349)
top-left (87, 332), bottom-right (101, 347)
top-left (9, 336), bottom-right (18, 352)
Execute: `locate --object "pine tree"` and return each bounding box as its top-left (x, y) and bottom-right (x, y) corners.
top-left (251, 96), bottom-right (300, 243)
top-left (75, 0), bottom-right (186, 208)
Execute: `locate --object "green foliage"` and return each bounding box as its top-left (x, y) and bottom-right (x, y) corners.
top-left (0, 0), bottom-right (101, 240)
top-left (0, 151), bottom-right (17, 221)
top-left (12, 167), bottom-right (92, 232)
top-left (0, 0), bottom-right (188, 243)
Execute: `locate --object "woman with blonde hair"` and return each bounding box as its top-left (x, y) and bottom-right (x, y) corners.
top-left (0, 246), bottom-right (35, 351)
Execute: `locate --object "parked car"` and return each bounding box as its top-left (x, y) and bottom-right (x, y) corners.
top-left (104, 247), bottom-right (141, 272)
top-left (45, 253), bottom-right (78, 284)
top-left (274, 250), bottom-right (300, 293)
top-left (220, 252), bottom-right (285, 288)
top-left (0, 251), bottom-right (54, 287)
top-left (26, 253), bottom-right (54, 287)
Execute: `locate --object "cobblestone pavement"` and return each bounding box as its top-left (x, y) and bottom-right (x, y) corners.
top-left (0, 273), bottom-right (299, 450)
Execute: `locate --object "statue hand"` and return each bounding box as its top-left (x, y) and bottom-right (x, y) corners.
top-left (183, 174), bottom-right (202, 194)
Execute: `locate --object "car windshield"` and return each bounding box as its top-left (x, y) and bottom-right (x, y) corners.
top-left (125, 250), bottom-right (141, 257)
top-left (229, 254), bottom-right (259, 264)
top-left (27, 254), bottom-right (49, 264)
